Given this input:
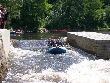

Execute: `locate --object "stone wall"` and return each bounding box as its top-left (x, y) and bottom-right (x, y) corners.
top-left (67, 32), bottom-right (110, 59)
top-left (0, 29), bottom-right (10, 81)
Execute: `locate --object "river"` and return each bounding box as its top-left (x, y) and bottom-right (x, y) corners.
top-left (2, 33), bottom-right (110, 83)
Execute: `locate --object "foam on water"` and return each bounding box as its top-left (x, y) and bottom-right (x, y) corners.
top-left (3, 40), bottom-right (110, 83)
top-left (65, 60), bottom-right (110, 83)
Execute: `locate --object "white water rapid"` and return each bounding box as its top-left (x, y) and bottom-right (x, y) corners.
top-left (2, 40), bottom-right (110, 83)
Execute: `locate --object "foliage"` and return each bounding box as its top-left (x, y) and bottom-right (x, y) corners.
top-left (0, 0), bottom-right (110, 31)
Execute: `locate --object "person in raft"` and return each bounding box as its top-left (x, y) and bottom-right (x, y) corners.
top-left (47, 38), bottom-right (57, 47)
top-left (55, 39), bottom-right (64, 47)
top-left (50, 39), bottom-right (57, 47)
top-left (47, 38), bottom-right (52, 47)
top-left (47, 38), bottom-right (64, 47)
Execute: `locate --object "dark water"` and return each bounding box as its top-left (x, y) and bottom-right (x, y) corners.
top-left (10, 32), bottom-right (67, 40)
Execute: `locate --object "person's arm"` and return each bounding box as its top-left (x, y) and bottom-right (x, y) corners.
top-left (0, 11), bottom-right (3, 14)
top-left (0, 11), bottom-right (4, 15)
top-left (61, 42), bottom-right (64, 47)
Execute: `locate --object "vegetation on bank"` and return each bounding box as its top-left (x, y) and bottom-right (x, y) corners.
top-left (1, 0), bottom-right (110, 32)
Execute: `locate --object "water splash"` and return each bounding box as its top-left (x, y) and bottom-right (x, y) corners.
top-left (3, 40), bottom-right (110, 83)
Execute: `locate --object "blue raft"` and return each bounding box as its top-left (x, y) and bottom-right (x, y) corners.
top-left (47, 47), bottom-right (67, 54)
top-left (10, 31), bottom-right (15, 34)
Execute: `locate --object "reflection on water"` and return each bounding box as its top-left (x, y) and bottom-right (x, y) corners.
top-left (3, 40), bottom-right (110, 83)
top-left (10, 32), bottom-right (67, 40)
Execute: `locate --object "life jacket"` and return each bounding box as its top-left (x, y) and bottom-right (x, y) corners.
top-left (0, 8), bottom-right (3, 24)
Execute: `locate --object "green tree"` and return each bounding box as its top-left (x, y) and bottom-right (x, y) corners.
top-left (0, 0), bottom-right (21, 29)
top-left (1, 0), bottom-right (110, 31)
top-left (20, 0), bottom-right (52, 32)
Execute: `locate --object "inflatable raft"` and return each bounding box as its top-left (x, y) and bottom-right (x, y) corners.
top-left (10, 31), bottom-right (16, 34)
top-left (47, 47), bottom-right (67, 54)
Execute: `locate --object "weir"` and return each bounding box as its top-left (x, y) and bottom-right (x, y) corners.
top-left (67, 32), bottom-right (110, 59)
top-left (0, 29), bottom-right (10, 81)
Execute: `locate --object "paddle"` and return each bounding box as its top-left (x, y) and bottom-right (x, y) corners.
top-left (65, 43), bottom-right (72, 50)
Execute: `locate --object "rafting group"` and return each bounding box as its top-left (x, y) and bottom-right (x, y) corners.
top-left (46, 38), bottom-right (71, 54)
top-left (47, 38), bottom-right (64, 47)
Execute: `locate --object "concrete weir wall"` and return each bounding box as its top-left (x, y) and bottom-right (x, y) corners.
top-left (0, 29), bottom-right (10, 80)
top-left (67, 32), bottom-right (110, 59)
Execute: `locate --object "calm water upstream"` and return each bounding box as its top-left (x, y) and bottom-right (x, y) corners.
top-left (3, 33), bottom-right (110, 83)
top-left (10, 32), bottom-right (67, 40)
